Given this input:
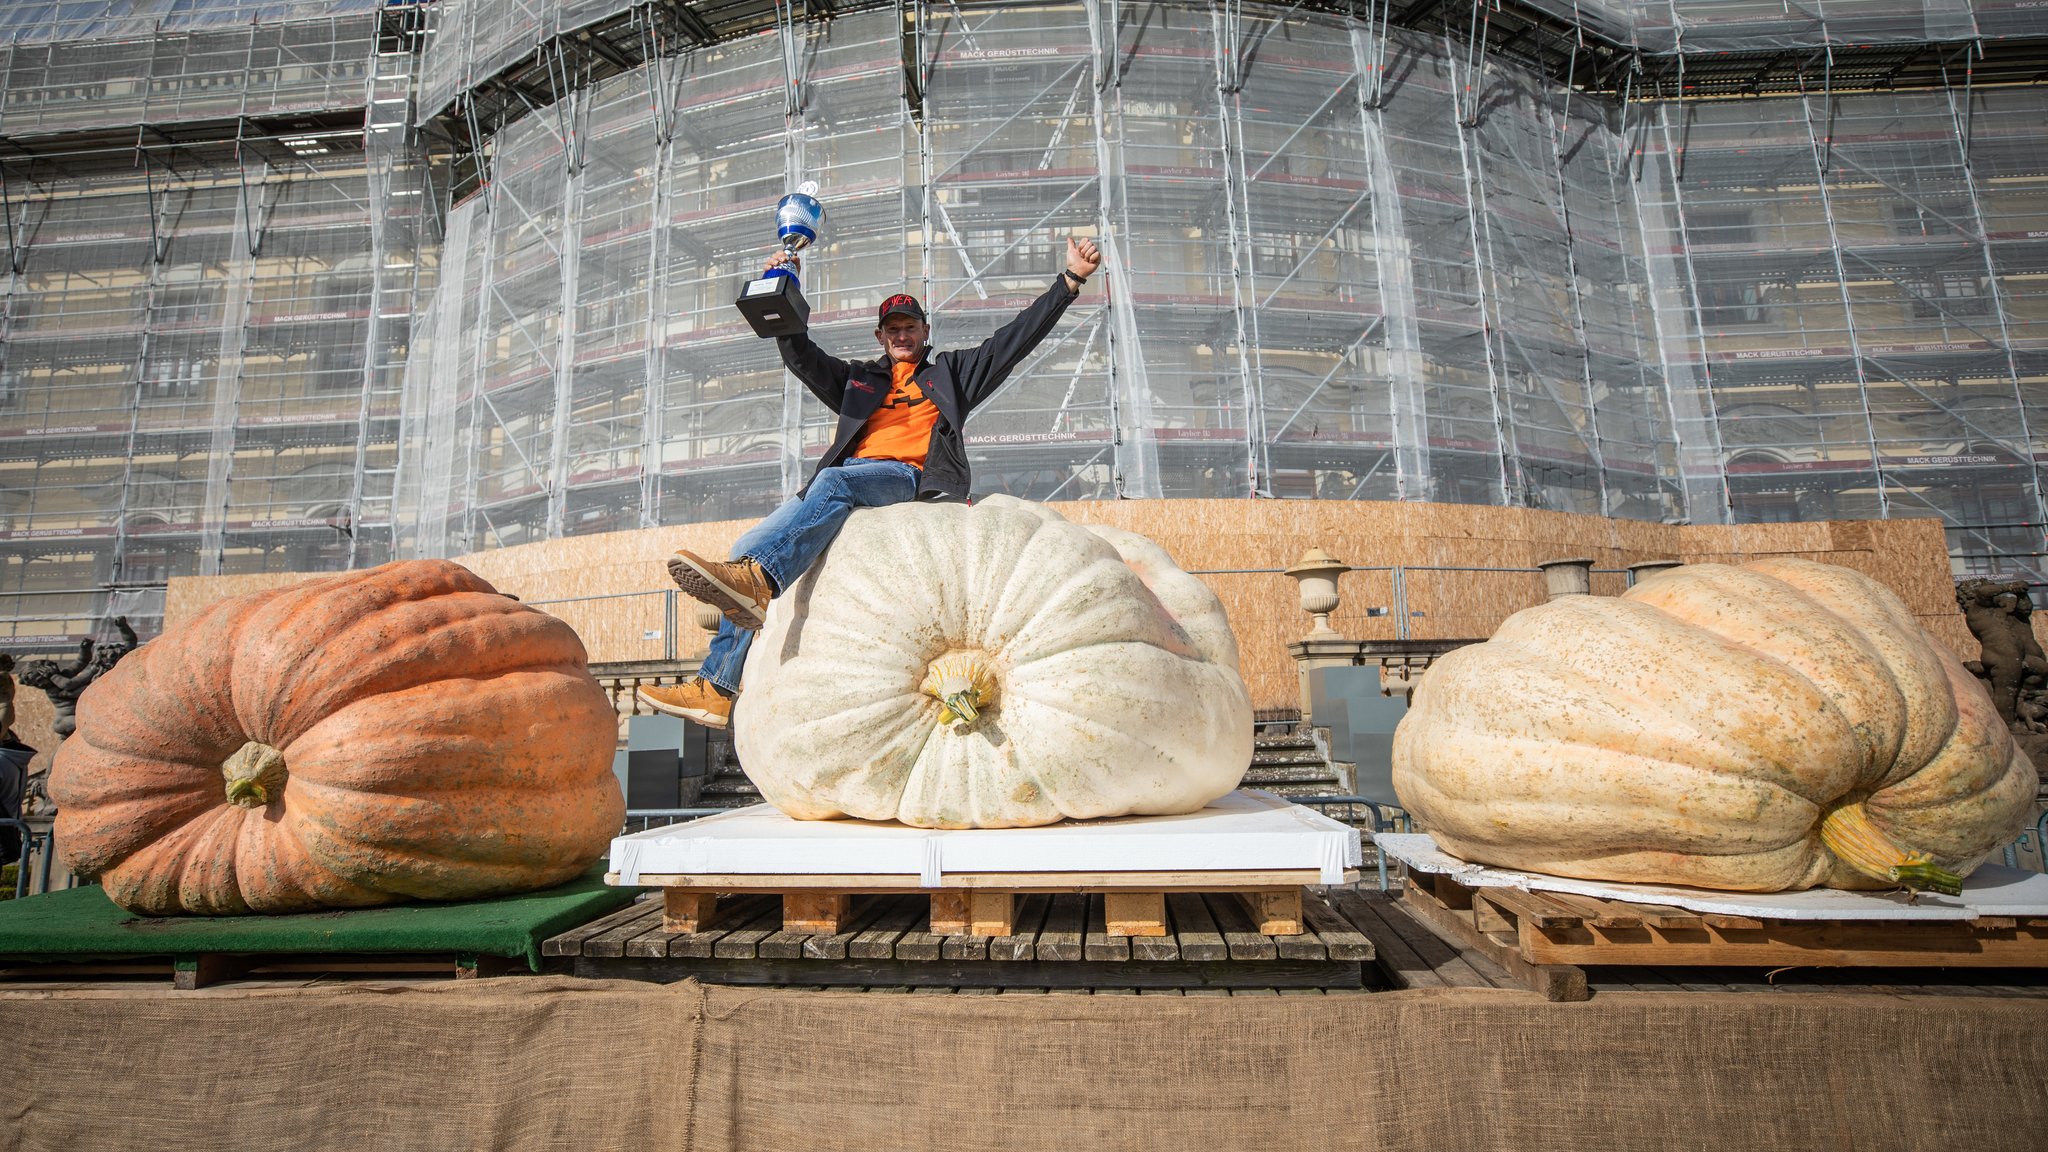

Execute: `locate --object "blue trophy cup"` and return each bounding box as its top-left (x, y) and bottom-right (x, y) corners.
top-left (736, 181), bottom-right (825, 338)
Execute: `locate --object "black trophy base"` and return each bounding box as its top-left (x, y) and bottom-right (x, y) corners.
top-left (735, 274), bottom-right (811, 338)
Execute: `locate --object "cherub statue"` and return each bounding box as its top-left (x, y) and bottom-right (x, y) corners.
top-left (16, 616), bottom-right (139, 741)
top-left (1957, 578), bottom-right (2048, 734)
top-left (17, 639), bottom-right (97, 741)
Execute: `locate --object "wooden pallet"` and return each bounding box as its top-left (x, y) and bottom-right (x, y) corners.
top-left (546, 890), bottom-right (1377, 990)
top-left (619, 868), bottom-right (1347, 940)
top-left (1402, 871), bottom-right (2048, 1002)
top-left (0, 951), bottom-right (520, 990)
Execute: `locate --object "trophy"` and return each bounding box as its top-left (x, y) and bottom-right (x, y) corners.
top-left (735, 181), bottom-right (825, 338)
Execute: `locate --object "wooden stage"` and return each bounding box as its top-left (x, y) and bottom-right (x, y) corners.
top-left (540, 885), bottom-right (2048, 1000)
top-left (546, 887), bottom-right (1377, 990)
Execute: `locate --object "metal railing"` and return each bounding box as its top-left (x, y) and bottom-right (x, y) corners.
top-left (620, 807), bottom-right (727, 835)
top-left (522, 587), bottom-right (687, 662)
top-left (2002, 809), bottom-right (2048, 874)
top-left (1292, 795), bottom-right (1411, 891)
top-left (1, 818), bottom-right (55, 899)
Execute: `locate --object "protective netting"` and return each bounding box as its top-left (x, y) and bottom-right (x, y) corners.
top-left (0, 13), bottom-right (378, 136)
top-left (4, 0), bottom-right (2046, 655)
top-left (399, 3), bottom-right (2047, 587)
top-left (1520, 0), bottom-right (2048, 53)
top-left (0, 14), bottom-right (429, 650)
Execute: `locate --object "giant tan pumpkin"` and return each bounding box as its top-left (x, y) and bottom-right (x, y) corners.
top-left (50, 561), bottom-right (624, 915)
top-left (734, 496), bottom-right (1252, 828)
top-left (1392, 557), bottom-right (2034, 894)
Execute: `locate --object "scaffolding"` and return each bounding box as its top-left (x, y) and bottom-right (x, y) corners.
top-left (0, 4), bottom-right (432, 650)
top-left (401, 2), bottom-right (1705, 542)
top-left (0, 0), bottom-right (2044, 653)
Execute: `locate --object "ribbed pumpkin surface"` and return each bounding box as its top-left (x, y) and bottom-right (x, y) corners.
top-left (1392, 557), bottom-right (2034, 892)
top-left (50, 561), bottom-right (624, 915)
top-left (735, 496), bottom-right (1252, 829)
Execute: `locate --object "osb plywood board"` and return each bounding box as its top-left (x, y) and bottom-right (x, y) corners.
top-left (163, 571), bottom-right (328, 630)
top-left (154, 503), bottom-right (1970, 712)
top-left (9, 688), bottom-right (57, 782)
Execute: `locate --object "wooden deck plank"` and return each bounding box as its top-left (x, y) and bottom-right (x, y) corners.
top-left (1129, 918), bottom-right (1181, 963)
top-left (1205, 893), bottom-right (1279, 961)
top-left (1341, 893), bottom-right (1491, 990)
top-left (802, 896), bottom-right (897, 961)
top-left (1035, 894), bottom-right (1086, 961)
top-left (670, 896), bottom-right (779, 959)
top-left (711, 901), bottom-right (792, 960)
top-left (988, 894), bottom-right (1051, 962)
top-left (1274, 920), bottom-right (1330, 962)
top-left (849, 897), bottom-right (927, 961)
top-left (893, 906), bottom-right (946, 961)
top-left (1300, 892), bottom-right (1377, 962)
top-left (542, 898), bottom-right (660, 958)
top-left (1165, 893), bottom-right (1228, 962)
top-left (942, 924), bottom-right (992, 962)
top-left (580, 904), bottom-right (668, 960)
top-left (1342, 891), bottom-right (1500, 989)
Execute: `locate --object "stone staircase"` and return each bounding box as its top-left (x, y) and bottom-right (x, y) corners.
top-left (696, 729), bottom-right (763, 809)
top-left (1240, 722), bottom-right (1346, 798)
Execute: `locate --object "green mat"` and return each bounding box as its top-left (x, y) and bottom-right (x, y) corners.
top-left (0, 865), bottom-right (640, 971)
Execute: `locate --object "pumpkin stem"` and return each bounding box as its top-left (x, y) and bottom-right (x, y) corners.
top-left (222, 741), bottom-right (288, 810)
top-left (1819, 802), bottom-right (1964, 897)
top-left (921, 651), bottom-right (999, 729)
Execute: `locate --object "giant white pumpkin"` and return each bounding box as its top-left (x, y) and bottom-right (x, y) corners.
top-left (733, 496), bottom-right (1252, 828)
top-left (1392, 557), bottom-right (2035, 894)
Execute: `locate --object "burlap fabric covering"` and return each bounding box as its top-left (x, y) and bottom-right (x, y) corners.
top-left (5, 979), bottom-right (2045, 1150)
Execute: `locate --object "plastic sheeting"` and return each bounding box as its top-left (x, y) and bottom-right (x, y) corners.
top-left (1629, 86), bottom-right (2048, 575)
top-left (1520, 0), bottom-right (2048, 53)
top-left (4, 0), bottom-right (2047, 652)
top-left (0, 13), bottom-right (378, 136)
top-left (399, 2), bottom-right (2048, 576)
top-left (0, 15), bottom-right (428, 648)
top-left (402, 6), bottom-right (1706, 553)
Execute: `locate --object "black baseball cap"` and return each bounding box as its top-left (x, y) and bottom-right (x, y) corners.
top-left (878, 293), bottom-right (927, 324)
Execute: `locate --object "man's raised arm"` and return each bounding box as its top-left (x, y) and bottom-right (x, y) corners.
top-left (949, 236), bottom-right (1102, 412)
top-left (763, 249), bottom-right (854, 413)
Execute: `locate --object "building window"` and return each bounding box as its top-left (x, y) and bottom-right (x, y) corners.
top-left (143, 359), bottom-right (204, 400)
top-left (1891, 202), bottom-right (1962, 238)
top-left (1698, 280), bottom-right (1767, 325)
top-left (1688, 209), bottom-right (1754, 246)
top-left (1910, 273), bottom-right (1991, 319)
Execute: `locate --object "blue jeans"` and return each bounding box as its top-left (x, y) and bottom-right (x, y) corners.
top-left (699, 458), bottom-right (922, 694)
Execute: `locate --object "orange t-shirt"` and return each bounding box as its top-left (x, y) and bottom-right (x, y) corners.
top-left (851, 361), bottom-right (939, 467)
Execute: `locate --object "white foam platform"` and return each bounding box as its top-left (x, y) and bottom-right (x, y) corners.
top-left (1378, 832), bottom-right (2048, 922)
top-left (610, 790), bottom-right (1362, 887)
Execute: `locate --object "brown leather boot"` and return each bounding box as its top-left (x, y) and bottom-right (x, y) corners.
top-left (667, 549), bottom-right (773, 630)
top-left (637, 678), bottom-right (733, 729)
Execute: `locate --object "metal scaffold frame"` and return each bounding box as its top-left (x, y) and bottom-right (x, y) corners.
top-left (0, 0), bottom-right (2045, 654)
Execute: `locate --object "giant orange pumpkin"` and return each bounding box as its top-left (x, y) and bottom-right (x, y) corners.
top-left (49, 561), bottom-right (625, 915)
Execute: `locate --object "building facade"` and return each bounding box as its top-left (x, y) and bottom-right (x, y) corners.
top-left (0, 0), bottom-right (2042, 648)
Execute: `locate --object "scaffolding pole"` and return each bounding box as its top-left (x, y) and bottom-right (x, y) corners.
top-left (1797, 72), bottom-right (1891, 518)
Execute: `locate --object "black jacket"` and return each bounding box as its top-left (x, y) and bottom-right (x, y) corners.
top-left (776, 276), bottom-right (1079, 502)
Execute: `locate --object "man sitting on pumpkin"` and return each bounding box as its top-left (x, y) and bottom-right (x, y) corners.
top-left (638, 236), bottom-right (1103, 729)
